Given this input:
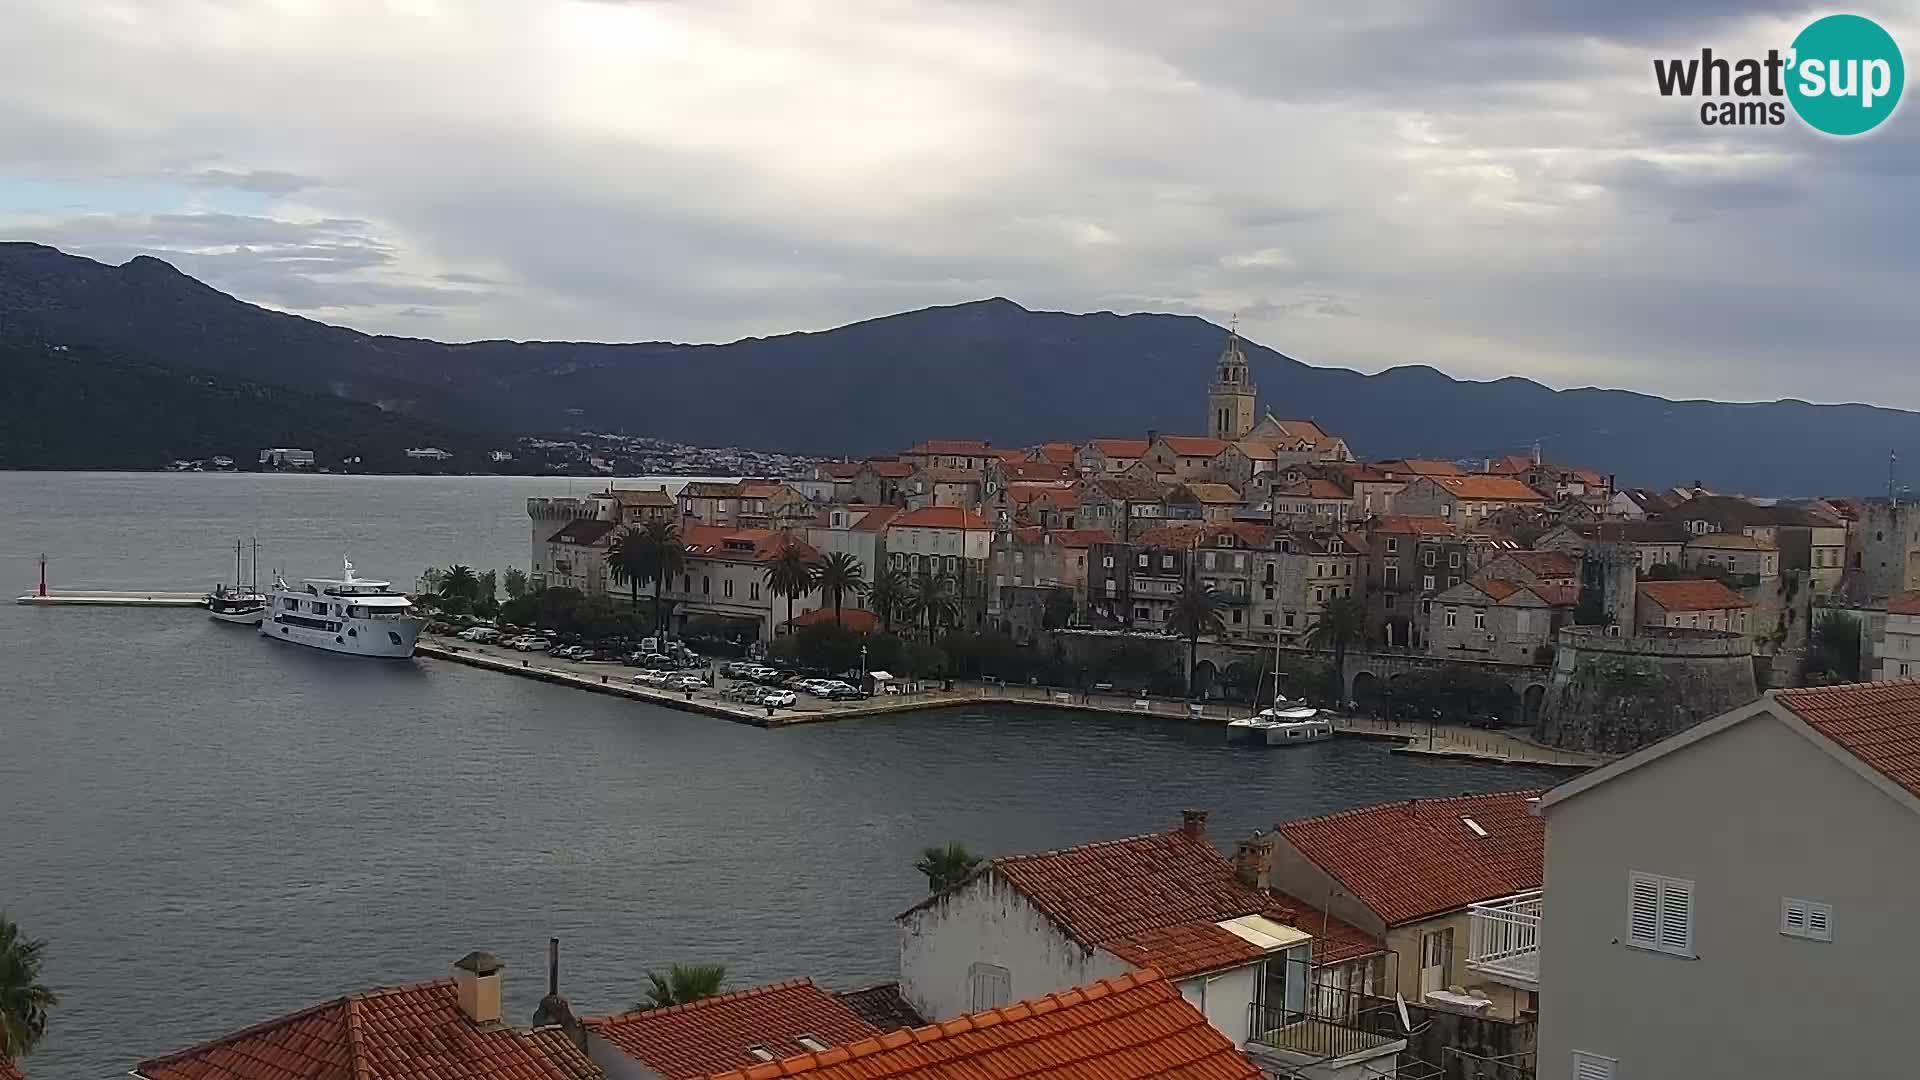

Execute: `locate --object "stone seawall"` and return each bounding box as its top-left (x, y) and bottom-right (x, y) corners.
top-left (1536, 626), bottom-right (1758, 754)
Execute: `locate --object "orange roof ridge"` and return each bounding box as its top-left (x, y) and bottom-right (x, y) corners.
top-left (586, 977), bottom-right (819, 1027)
top-left (1278, 788), bottom-right (1548, 830)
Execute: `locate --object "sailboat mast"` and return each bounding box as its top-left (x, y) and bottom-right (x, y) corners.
top-left (235, 538), bottom-right (242, 588)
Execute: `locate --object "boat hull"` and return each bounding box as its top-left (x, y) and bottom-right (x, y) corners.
top-left (209, 607), bottom-right (265, 626)
top-left (260, 613), bottom-right (422, 658)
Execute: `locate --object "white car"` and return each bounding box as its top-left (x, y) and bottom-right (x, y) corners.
top-left (631, 669), bottom-right (672, 686)
top-left (761, 690), bottom-right (797, 708)
top-left (666, 672), bottom-right (709, 690)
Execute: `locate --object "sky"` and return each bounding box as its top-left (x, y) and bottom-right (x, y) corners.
top-left (2, 0), bottom-right (1917, 407)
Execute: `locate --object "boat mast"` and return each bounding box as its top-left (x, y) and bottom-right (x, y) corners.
top-left (235, 538), bottom-right (242, 590)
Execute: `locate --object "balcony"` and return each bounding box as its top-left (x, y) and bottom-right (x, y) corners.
top-left (1467, 889), bottom-right (1541, 991)
top-left (1246, 994), bottom-right (1406, 1071)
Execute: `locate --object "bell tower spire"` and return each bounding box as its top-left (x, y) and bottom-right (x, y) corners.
top-left (1207, 316), bottom-right (1257, 441)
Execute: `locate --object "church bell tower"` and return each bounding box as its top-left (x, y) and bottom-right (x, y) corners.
top-left (1207, 320), bottom-right (1257, 441)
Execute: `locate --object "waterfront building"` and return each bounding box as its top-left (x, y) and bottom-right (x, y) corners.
top-left (1534, 682), bottom-right (1920, 1080)
top-left (987, 525), bottom-right (1112, 637)
top-left (1269, 790), bottom-right (1547, 1021)
top-left (257, 447), bottom-right (315, 468)
top-left (1254, 529), bottom-right (1368, 645)
top-left (803, 504), bottom-right (900, 607)
top-left (663, 525), bottom-right (822, 642)
top-left (895, 811), bottom-right (1405, 1076)
top-left (404, 446), bottom-right (454, 461)
top-left (706, 971), bottom-right (1264, 1080)
top-left (541, 517), bottom-right (620, 596)
top-left (131, 952), bottom-right (600, 1080)
top-left (1634, 578), bottom-right (1752, 635)
top-left (1426, 575), bottom-right (1577, 665)
top-left (583, 978), bottom-right (880, 1078)
top-left (883, 506), bottom-right (992, 628)
top-left (1395, 474), bottom-right (1548, 525)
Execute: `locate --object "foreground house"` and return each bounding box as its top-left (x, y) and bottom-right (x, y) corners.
top-left (585, 979), bottom-right (880, 1078)
top-left (1535, 682), bottom-right (1920, 1079)
top-left (896, 811), bottom-right (1406, 1077)
top-left (133, 952), bottom-right (600, 1080)
top-left (1270, 791), bottom-right (1547, 1020)
top-left (702, 970), bottom-right (1262, 1079)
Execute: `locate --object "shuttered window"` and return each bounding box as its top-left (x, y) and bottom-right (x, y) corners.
top-left (1627, 871), bottom-right (1694, 957)
top-left (1782, 897), bottom-right (1834, 942)
top-left (1572, 1051), bottom-right (1617, 1080)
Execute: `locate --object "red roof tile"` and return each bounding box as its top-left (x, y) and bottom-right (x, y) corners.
top-left (1275, 479), bottom-right (1348, 499)
top-left (865, 461), bottom-right (914, 479)
top-left (906, 440), bottom-right (994, 455)
top-left (1276, 791), bottom-right (1547, 926)
top-left (849, 506), bottom-right (904, 532)
top-left (1529, 584), bottom-right (1582, 607)
top-left (1469, 576), bottom-right (1525, 601)
top-left (1636, 579), bottom-right (1750, 612)
top-left (1, 1061), bottom-right (23, 1080)
top-left (585, 980), bottom-right (879, 1079)
top-left (1369, 515), bottom-right (1457, 537)
top-left (1101, 922), bottom-right (1266, 978)
top-left (1033, 442), bottom-right (1078, 464)
top-left (1773, 681), bottom-right (1920, 800)
top-left (889, 507), bottom-right (990, 530)
top-left (702, 970), bottom-right (1261, 1080)
top-left (1088, 438), bottom-right (1150, 458)
top-left (1373, 458), bottom-right (1461, 477)
top-left (136, 980), bottom-right (598, 1080)
top-left (1262, 891), bottom-right (1387, 966)
top-left (1159, 436), bottom-right (1229, 457)
top-left (1428, 475), bottom-right (1547, 502)
top-left (1496, 551), bottom-right (1578, 578)
top-left (682, 526), bottom-right (815, 562)
top-left (1002, 461), bottom-right (1077, 482)
top-left (1887, 592), bottom-right (1920, 615)
top-left (548, 518), bottom-right (619, 547)
top-left (787, 608), bottom-right (879, 633)
top-left (821, 462), bottom-right (863, 479)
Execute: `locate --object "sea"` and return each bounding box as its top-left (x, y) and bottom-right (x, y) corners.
top-left (0, 472), bottom-right (1567, 1079)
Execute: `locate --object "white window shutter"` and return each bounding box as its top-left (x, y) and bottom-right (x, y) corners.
top-left (1572, 1051), bottom-right (1617, 1080)
top-left (1657, 877), bottom-right (1694, 956)
top-left (1807, 902), bottom-right (1834, 942)
top-left (1781, 898), bottom-right (1809, 937)
top-left (1627, 872), bottom-right (1661, 950)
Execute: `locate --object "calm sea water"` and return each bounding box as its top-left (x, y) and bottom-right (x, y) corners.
top-left (0, 473), bottom-right (1565, 1080)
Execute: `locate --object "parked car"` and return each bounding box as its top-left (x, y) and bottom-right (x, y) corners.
top-left (826, 686), bottom-right (866, 701)
top-left (761, 690), bottom-right (797, 708)
top-left (631, 670), bottom-right (672, 687)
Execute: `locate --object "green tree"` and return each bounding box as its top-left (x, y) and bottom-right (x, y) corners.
top-left (418, 566), bottom-right (446, 596)
top-left (816, 552), bottom-right (867, 627)
top-left (607, 526), bottom-right (649, 613)
top-left (1305, 595), bottom-right (1368, 705)
top-left (475, 570), bottom-right (500, 617)
top-left (636, 519), bottom-right (687, 637)
top-left (1801, 610), bottom-right (1863, 685)
top-left (1166, 582), bottom-right (1226, 699)
top-left (0, 914), bottom-right (59, 1061)
top-left (764, 534), bottom-right (820, 637)
top-left (869, 568), bottom-right (909, 633)
top-left (503, 567), bottom-right (529, 601)
top-left (440, 564), bottom-right (480, 615)
top-left (915, 842), bottom-right (982, 894)
top-left (904, 572), bottom-right (961, 643)
top-left (1042, 587), bottom-right (1076, 630)
top-left (635, 964), bottom-right (726, 1011)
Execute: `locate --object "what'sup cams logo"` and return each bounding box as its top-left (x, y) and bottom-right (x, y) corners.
top-left (1654, 13), bottom-right (1904, 135)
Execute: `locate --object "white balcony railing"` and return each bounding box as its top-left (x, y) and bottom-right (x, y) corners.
top-left (1466, 889), bottom-right (1541, 991)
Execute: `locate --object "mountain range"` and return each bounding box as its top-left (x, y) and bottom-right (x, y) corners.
top-left (1, 240), bottom-right (1914, 494)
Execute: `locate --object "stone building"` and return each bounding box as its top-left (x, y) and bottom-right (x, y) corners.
top-left (1207, 328), bottom-right (1259, 441)
top-left (1536, 625), bottom-right (1758, 754)
top-left (1427, 576), bottom-right (1577, 665)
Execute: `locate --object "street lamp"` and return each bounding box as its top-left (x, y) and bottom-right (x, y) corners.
top-left (861, 643), bottom-right (868, 683)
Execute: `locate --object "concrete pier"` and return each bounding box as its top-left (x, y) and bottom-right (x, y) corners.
top-left (15, 591), bottom-right (207, 607)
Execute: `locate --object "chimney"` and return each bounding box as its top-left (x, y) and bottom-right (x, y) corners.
top-left (532, 937), bottom-right (588, 1050)
top-left (1233, 833), bottom-right (1274, 891)
top-left (1180, 809), bottom-right (1209, 838)
top-left (454, 950), bottom-right (505, 1026)
top-left (1147, 429), bottom-right (1160, 448)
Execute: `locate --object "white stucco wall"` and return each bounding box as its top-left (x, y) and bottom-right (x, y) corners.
top-left (898, 872), bottom-right (1134, 1023)
top-left (1176, 963), bottom-right (1260, 1047)
top-left (1537, 711), bottom-right (1917, 1080)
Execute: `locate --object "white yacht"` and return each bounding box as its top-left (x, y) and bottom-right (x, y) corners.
top-left (1227, 697), bottom-right (1332, 746)
top-left (260, 560), bottom-right (422, 658)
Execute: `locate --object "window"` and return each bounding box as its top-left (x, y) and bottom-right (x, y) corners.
top-left (1231, 609), bottom-right (1242, 624)
top-left (795, 1034), bottom-right (830, 1052)
top-left (1161, 554), bottom-right (1174, 569)
top-left (1571, 1051), bottom-right (1617, 1080)
top-left (682, 574), bottom-right (691, 592)
top-left (1134, 606), bottom-right (1150, 621)
top-left (1284, 611), bottom-right (1296, 628)
top-left (724, 579), bottom-right (734, 598)
top-left (1385, 538), bottom-right (1398, 553)
top-left (1264, 586), bottom-right (1274, 600)
top-left (1473, 611), bottom-right (1486, 630)
top-left (1423, 550), bottom-right (1436, 567)
top-left (1076, 555), bottom-right (1085, 568)
top-left (1448, 551), bottom-right (1462, 568)
top-left (1385, 565), bottom-right (1399, 586)
top-left (945, 556), bottom-right (957, 573)
top-left (1103, 555), bottom-right (1115, 568)
top-left (1422, 574), bottom-right (1435, 591)
top-left (1263, 613), bottom-right (1273, 626)
top-left (747, 1046), bottom-right (777, 1062)
top-left (1781, 898), bottom-right (1834, 941)
top-left (750, 582), bottom-right (760, 600)
top-left (1386, 594), bottom-right (1396, 610)
top-left (1313, 562), bottom-right (1324, 578)
top-left (702, 575), bottom-right (710, 595)
top-left (1447, 574), bottom-right (1461, 587)
top-left (1343, 585), bottom-right (1352, 597)
top-left (1444, 607), bottom-right (1458, 627)
top-left (1627, 871), bottom-right (1694, 957)
top-left (1203, 552), bottom-right (1216, 570)
top-left (1313, 587), bottom-right (1324, 602)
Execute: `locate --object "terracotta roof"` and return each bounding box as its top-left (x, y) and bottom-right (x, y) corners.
top-left (906, 440), bottom-right (994, 455)
top-left (787, 607), bottom-right (879, 633)
top-left (902, 827), bottom-right (1282, 978)
top-left (1427, 475), bottom-right (1547, 502)
top-left (1369, 515), bottom-right (1457, 537)
top-left (738, 481), bottom-right (792, 500)
top-left (682, 526), bottom-right (814, 562)
top-left (1133, 522), bottom-right (1272, 550)
top-left (1566, 521), bottom-right (1688, 545)
top-left (1087, 438), bottom-right (1150, 458)
top-left (1886, 592), bottom-right (1920, 616)
top-left (1101, 922), bottom-right (1266, 979)
top-left (1276, 791), bottom-right (1547, 926)
top-left (703, 971), bottom-right (1260, 1080)
top-left (1158, 435), bottom-right (1229, 457)
top-left (1501, 551), bottom-right (1577, 577)
top-left (681, 482), bottom-right (746, 499)
top-left (1086, 476), bottom-right (1167, 502)
top-left (1001, 461), bottom-right (1077, 483)
top-left (585, 979), bottom-right (880, 1079)
top-left (864, 461), bottom-right (914, 479)
top-left (548, 518), bottom-right (619, 547)
top-left (527, 1028), bottom-right (605, 1080)
top-left (1266, 418), bottom-right (1332, 443)
top-left (1774, 681), bottom-right (1920, 800)
top-left (1009, 482), bottom-right (1080, 508)
top-left (1470, 577), bottom-right (1525, 601)
top-left (1180, 482), bottom-right (1245, 505)
top-left (1, 1061), bottom-right (22, 1080)
top-left (609, 487), bottom-right (675, 508)
top-left (1275, 479), bottom-right (1348, 500)
top-left (135, 980), bottom-right (599, 1080)
top-left (820, 462), bottom-right (863, 479)
top-left (848, 506), bottom-right (904, 532)
top-left (1530, 584), bottom-right (1582, 607)
top-left (1373, 458), bottom-right (1461, 477)
top-left (889, 507), bottom-right (990, 530)
top-left (1329, 462), bottom-right (1396, 484)
top-left (1034, 442), bottom-right (1078, 464)
top-left (1636, 578), bottom-right (1751, 612)
top-left (832, 985), bottom-right (925, 1033)
top-left (1480, 454), bottom-right (1534, 476)
top-left (1262, 891), bottom-right (1387, 966)
top-left (1685, 532), bottom-right (1775, 551)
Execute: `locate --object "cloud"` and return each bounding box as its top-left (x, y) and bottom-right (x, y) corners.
top-left (0, 0), bottom-right (1915, 406)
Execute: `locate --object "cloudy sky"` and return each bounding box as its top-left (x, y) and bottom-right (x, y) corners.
top-left (3, 0), bottom-right (1916, 406)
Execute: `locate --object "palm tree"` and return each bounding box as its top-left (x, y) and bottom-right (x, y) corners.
top-left (637, 519), bottom-right (686, 637)
top-left (915, 842), bottom-right (982, 894)
top-left (607, 526), bottom-right (648, 612)
top-left (906, 572), bottom-right (960, 643)
top-left (635, 964), bottom-right (726, 1011)
top-left (0, 914), bottom-right (58, 1061)
top-left (763, 534), bottom-right (819, 636)
top-left (815, 552), bottom-right (867, 627)
top-left (1167, 582), bottom-right (1227, 699)
top-left (869, 568), bottom-right (909, 633)
top-left (441, 565), bottom-right (480, 612)
top-left (1305, 595), bottom-right (1368, 705)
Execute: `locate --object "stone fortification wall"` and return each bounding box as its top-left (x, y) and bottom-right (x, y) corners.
top-left (1536, 626), bottom-right (1757, 753)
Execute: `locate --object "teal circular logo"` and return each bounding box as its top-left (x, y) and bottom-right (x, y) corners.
top-left (1788, 14), bottom-right (1904, 135)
